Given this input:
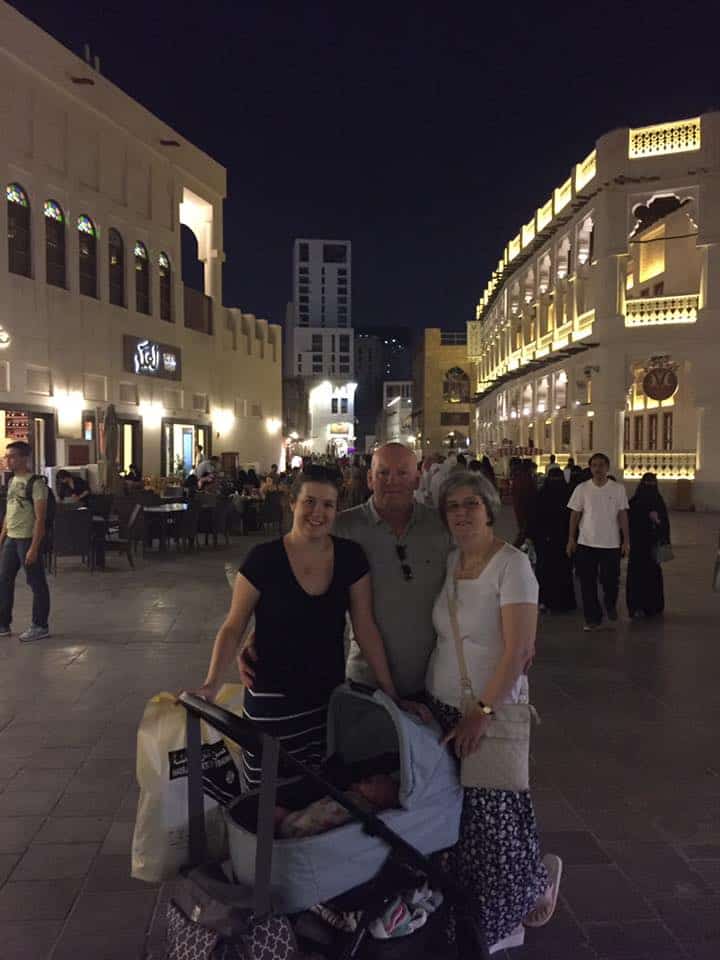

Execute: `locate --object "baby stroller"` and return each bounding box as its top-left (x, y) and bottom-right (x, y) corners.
top-left (179, 686), bottom-right (490, 959)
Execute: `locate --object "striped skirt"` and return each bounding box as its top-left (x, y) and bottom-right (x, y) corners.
top-left (241, 688), bottom-right (328, 790)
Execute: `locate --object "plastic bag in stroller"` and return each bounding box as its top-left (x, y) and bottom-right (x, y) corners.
top-left (168, 688), bottom-right (490, 959)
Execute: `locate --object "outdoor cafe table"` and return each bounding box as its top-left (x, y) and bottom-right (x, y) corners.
top-left (144, 501), bottom-right (188, 551)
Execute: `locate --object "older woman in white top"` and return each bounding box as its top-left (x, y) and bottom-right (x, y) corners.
top-left (425, 470), bottom-right (562, 950)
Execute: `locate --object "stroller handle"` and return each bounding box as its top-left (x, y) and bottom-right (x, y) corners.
top-left (179, 692), bottom-right (263, 754)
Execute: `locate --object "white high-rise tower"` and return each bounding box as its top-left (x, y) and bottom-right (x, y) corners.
top-left (283, 239), bottom-right (356, 455)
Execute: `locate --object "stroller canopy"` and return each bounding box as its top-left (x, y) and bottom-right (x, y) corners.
top-left (326, 684), bottom-right (458, 810)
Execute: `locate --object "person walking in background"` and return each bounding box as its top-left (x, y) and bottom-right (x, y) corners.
top-left (0, 441), bottom-right (51, 642)
top-left (530, 467), bottom-right (576, 613)
top-left (626, 473), bottom-right (670, 619)
top-left (480, 455), bottom-right (498, 488)
top-left (563, 457), bottom-right (575, 485)
top-left (511, 460), bottom-right (538, 549)
top-left (567, 453), bottom-right (629, 631)
top-left (348, 453), bottom-right (369, 507)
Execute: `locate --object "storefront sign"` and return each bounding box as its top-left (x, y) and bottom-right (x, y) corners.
top-left (123, 336), bottom-right (181, 381)
top-left (329, 422), bottom-right (350, 435)
top-left (643, 355), bottom-right (678, 402)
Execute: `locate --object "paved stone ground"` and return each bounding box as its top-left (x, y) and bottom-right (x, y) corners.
top-left (0, 511), bottom-right (718, 959)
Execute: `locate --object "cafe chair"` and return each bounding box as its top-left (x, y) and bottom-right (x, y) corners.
top-left (50, 509), bottom-right (94, 574)
top-left (102, 505), bottom-right (143, 568)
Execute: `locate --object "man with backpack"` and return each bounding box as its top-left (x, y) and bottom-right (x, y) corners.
top-left (0, 440), bottom-right (51, 642)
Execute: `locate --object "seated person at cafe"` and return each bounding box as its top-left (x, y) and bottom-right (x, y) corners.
top-left (125, 463), bottom-right (142, 482)
top-left (196, 455), bottom-right (220, 489)
top-left (56, 470), bottom-right (89, 502)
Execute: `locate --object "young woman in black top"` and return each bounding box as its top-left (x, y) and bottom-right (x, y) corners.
top-left (193, 466), bottom-right (427, 787)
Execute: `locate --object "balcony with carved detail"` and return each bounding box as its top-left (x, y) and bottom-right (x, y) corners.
top-left (624, 294), bottom-right (698, 328)
top-left (573, 308), bottom-right (595, 341)
top-left (623, 451), bottom-right (696, 480)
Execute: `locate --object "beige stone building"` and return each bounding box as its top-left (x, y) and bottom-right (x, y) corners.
top-left (0, 1), bottom-right (282, 480)
top-left (468, 112), bottom-right (720, 510)
top-left (412, 329), bottom-right (472, 454)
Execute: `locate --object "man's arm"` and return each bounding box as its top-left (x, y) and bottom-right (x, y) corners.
top-left (25, 498), bottom-right (47, 566)
top-left (618, 509), bottom-right (630, 558)
top-left (567, 509), bottom-right (581, 556)
top-left (0, 513), bottom-right (7, 546)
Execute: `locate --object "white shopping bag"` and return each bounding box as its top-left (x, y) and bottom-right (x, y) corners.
top-left (131, 684), bottom-right (244, 882)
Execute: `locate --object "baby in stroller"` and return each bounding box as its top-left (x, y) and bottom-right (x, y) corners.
top-left (275, 754), bottom-right (401, 839)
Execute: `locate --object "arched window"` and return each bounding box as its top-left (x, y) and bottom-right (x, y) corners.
top-left (6, 183), bottom-right (31, 277)
top-left (134, 241), bottom-right (150, 314)
top-left (44, 199), bottom-right (66, 288)
top-left (443, 367), bottom-right (470, 404)
top-left (159, 252), bottom-right (172, 321)
top-left (109, 228), bottom-right (125, 307)
top-left (77, 215), bottom-right (97, 298)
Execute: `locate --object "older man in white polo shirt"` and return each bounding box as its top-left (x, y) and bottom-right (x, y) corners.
top-left (567, 453), bottom-right (630, 631)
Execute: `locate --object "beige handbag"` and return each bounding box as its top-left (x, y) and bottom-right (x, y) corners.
top-left (446, 576), bottom-right (537, 792)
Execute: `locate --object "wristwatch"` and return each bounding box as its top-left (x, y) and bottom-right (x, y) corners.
top-left (476, 700), bottom-right (495, 717)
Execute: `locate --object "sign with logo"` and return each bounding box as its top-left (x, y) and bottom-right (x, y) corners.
top-left (642, 355), bottom-right (678, 402)
top-left (123, 336), bottom-right (181, 381)
top-left (329, 422), bottom-right (351, 435)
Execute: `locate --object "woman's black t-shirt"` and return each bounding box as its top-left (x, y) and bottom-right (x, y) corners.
top-left (240, 535), bottom-right (370, 707)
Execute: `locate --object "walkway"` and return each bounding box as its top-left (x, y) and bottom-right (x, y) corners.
top-left (0, 513), bottom-right (717, 959)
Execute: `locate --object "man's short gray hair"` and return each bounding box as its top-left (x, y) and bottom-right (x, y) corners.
top-left (438, 470), bottom-right (501, 528)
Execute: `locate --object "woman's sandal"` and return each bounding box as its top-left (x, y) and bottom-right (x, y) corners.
top-left (524, 854), bottom-right (563, 928)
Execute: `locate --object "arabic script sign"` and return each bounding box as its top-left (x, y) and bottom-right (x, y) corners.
top-left (123, 335), bottom-right (182, 381)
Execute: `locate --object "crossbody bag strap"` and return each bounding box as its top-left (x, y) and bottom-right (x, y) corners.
top-left (446, 579), bottom-right (474, 706)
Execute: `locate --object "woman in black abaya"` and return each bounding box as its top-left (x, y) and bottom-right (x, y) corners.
top-left (530, 467), bottom-right (576, 612)
top-left (626, 473), bottom-right (670, 618)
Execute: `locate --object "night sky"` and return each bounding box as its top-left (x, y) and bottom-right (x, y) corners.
top-left (11, 0), bottom-right (719, 332)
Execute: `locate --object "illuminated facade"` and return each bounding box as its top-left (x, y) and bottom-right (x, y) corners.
top-left (468, 113), bottom-right (720, 509)
top-left (0, 1), bottom-right (282, 476)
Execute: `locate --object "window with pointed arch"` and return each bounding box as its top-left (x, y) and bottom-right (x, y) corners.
top-left (44, 199), bottom-right (66, 288)
top-left (78, 215), bottom-right (98, 298)
top-left (159, 251), bottom-right (172, 322)
top-left (134, 241), bottom-right (150, 314)
top-left (6, 183), bottom-right (31, 277)
top-left (442, 366), bottom-right (470, 404)
top-left (109, 228), bottom-right (125, 307)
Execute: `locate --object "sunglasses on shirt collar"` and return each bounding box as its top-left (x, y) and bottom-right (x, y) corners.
top-left (395, 543), bottom-right (413, 581)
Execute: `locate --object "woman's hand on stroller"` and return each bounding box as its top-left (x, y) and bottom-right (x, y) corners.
top-left (397, 698), bottom-right (433, 724)
top-left (178, 679), bottom-right (221, 703)
top-left (441, 709), bottom-right (493, 758)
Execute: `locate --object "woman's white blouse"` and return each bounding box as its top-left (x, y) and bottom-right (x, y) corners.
top-left (425, 543), bottom-right (538, 710)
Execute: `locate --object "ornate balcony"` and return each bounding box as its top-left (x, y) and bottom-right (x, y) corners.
top-left (624, 294), bottom-right (698, 327)
top-left (628, 117), bottom-right (701, 158)
top-left (623, 451), bottom-right (697, 480)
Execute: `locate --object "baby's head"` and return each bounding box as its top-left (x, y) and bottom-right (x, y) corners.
top-left (351, 774), bottom-right (399, 810)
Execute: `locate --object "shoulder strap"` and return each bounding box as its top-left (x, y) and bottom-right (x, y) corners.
top-left (25, 475), bottom-right (39, 501)
top-left (446, 579), bottom-right (474, 706)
